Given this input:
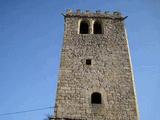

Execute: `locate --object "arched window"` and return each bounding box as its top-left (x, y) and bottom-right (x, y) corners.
top-left (91, 92), bottom-right (102, 104)
top-left (93, 21), bottom-right (102, 34)
top-left (80, 21), bottom-right (89, 34)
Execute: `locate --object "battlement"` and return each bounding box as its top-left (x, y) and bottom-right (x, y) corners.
top-left (63, 9), bottom-right (127, 20)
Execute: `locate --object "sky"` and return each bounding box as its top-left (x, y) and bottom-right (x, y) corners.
top-left (0, 0), bottom-right (160, 120)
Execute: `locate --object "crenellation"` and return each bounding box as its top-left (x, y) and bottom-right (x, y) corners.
top-left (85, 10), bottom-right (90, 13)
top-left (64, 9), bottom-right (125, 20)
top-left (96, 10), bottom-right (101, 13)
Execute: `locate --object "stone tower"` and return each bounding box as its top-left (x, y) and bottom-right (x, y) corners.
top-left (53, 10), bottom-right (139, 120)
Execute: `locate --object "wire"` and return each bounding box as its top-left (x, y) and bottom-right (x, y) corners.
top-left (0, 106), bottom-right (54, 116)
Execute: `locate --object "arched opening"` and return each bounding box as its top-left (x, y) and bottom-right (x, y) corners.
top-left (80, 21), bottom-right (89, 34)
top-left (93, 21), bottom-right (102, 34)
top-left (91, 92), bottom-right (102, 104)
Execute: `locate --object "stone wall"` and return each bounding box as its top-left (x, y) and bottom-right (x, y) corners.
top-left (54, 10), bottom-right (139, 120)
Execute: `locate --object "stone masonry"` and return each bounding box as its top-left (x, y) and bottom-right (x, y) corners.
top-left (53, 10), bottom-right (139, 120)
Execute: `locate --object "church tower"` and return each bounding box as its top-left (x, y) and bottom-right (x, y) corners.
top-left (53, 10), bottom-right (139, 120)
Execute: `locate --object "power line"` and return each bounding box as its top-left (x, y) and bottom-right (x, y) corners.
top-left (0, 106), bottom-right (54, 117)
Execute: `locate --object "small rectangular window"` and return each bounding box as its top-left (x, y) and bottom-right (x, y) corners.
top-left (86, 59), bottom-right (91, 65)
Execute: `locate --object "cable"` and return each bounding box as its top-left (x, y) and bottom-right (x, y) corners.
top-left (0, 106), bottom-right (54, 116)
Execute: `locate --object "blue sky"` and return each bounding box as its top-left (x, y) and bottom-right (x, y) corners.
top-left (0, 0), bottom-right (160, 120)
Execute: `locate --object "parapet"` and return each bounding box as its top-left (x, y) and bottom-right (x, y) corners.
top-left (63, 9), bottom-right (127, 20)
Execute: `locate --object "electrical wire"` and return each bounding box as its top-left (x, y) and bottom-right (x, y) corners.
top-left (0, 106), bottom-right (54, 116)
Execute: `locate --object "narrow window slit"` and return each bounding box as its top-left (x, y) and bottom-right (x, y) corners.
top-left (86, 59), bottom-right (91, 65)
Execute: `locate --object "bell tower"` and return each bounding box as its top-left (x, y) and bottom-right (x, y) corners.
top-left (53, 9), bottom-right (139, 120)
